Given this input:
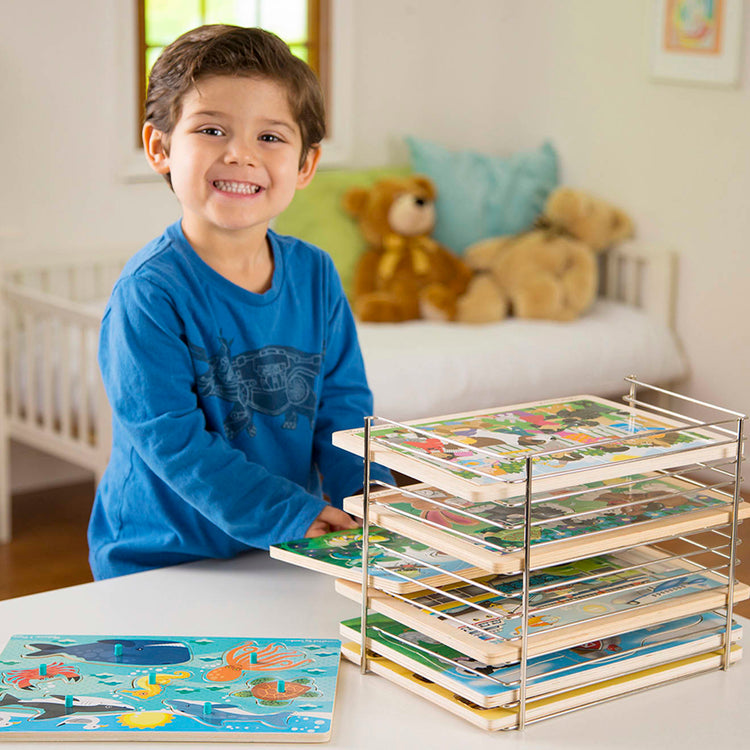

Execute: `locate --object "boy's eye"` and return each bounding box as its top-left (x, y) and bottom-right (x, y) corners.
top-left (259, 134), bottom-right (283, 143)
top-left (199, 127), bottom-right (224, 136)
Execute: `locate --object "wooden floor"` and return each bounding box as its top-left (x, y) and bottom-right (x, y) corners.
top-left (1, 481), bottom-right (750, 620)
top-left (0, 481), bottom-right (95, 600)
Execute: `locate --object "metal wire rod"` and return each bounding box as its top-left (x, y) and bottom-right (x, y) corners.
top-left (622, 396), bottom-right (739, 437)
top-left (501, 656), bottom-right (736, 730)
top-left (360, 416), bottom-right (373, 676)
top-left (379, 588), bottom-right (508, 642)
top-left (503, 436), bottom-right (740, 486)
top-left (525, 565), bottom-right (731, 619)
top-left (508, 544), bottom-right (732, 600)
top-left (367, 543), bottom-right (503, 594)
top-left (502, 463), bottom-right (738, 510)
top-left (497, 621), bottom-right (733, 688)
top-left (367, 478), bottom-right (736, 550)
top-left (622, 376), bottom-right (747, 418)
top-left (368, 413), bottom-right (735, 486)
top-left (502, 642), bottom-right (734, 711)
top-left (364, 619), bottom-right (734, 691)
top-left (370, 494), bottom-right (739, 564)
top-left (502, 581), bottom-right (735, 642)
top-left (723, 415), bottom-right (744, 669)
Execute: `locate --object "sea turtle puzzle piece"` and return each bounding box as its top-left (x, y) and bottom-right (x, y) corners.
top-left (232, 677), bottom-right (320, 706)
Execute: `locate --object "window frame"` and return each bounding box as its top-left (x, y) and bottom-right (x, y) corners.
top-left (119, 0), bottom-right (351, 182)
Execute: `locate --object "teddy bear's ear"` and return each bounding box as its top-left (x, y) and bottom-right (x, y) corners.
top-left (342, 187), bottom-right (370, 218)
top-left (411, 175), bottom-right (437, 200)
top-left (610, 208), bottom-right (634, 241)
top-left (544, 187), bottom-right (581, 222)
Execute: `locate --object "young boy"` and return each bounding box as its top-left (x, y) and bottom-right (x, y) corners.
top-left (88, 25), bottom-right (389, 580)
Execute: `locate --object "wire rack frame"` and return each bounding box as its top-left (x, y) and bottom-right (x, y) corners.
top-left (356, 378), bottom-right (746, 731)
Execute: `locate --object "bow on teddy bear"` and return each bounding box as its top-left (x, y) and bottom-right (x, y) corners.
top-left (342, 175), bottom-right (473, 322)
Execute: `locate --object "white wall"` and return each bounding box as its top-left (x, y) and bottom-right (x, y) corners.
top-left (3, 0), bottom-right (748, 491)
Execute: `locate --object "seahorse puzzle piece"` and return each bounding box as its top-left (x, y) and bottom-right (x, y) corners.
top-left (120, 670), bottom-right (191, 699)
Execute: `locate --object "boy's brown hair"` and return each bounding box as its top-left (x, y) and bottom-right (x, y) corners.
top-left (144, 25), bottom-right (326, 174)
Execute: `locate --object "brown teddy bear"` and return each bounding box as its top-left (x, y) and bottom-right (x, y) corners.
top-left (342, 175), bottom-right (473, 322)
top-left (456, 187), bottom-right (634, 323)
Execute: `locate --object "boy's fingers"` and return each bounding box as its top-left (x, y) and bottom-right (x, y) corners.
top-left (304, 505), bottom-right (360, 537)
top-left (323, 506), bottom-right (361, 530)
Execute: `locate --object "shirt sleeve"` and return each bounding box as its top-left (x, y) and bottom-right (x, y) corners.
top-left (99, 276), bottom-right (326, 548)
top-left (312, 262), bottom-right (394, 506)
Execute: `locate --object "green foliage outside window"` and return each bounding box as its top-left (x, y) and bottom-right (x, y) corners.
top-left (144, 0), bottom-right (311, 81)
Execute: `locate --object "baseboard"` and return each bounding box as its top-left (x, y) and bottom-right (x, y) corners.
top-left (10, 441), bottom-right (93, 494)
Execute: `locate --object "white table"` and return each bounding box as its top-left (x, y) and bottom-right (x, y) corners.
top-left (0, 553), bottom-right (747, 749)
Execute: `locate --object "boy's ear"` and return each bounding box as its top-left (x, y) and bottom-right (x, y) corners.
top-left (296, 146), bottom-right (322, 189)
top-left (142, 123), bottom-right (171, 175)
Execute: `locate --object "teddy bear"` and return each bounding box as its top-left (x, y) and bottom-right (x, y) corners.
top-left (456, 187), bottom-right (634, 323)
top-left (342, 175), bottom-right (473, 322)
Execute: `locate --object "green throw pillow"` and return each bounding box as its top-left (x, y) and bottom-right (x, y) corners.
top-left (405, 136), bottom-right (559, 254)
top-left (274, 165), bottom-right (412, 296)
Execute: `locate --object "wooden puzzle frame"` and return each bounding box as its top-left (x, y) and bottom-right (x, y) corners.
top-left (333, 393), bottom-right (736, 503)
top-left (337, 545), bottom-right (750, 665)
top-left (344, 476), bottom-right (750, 574)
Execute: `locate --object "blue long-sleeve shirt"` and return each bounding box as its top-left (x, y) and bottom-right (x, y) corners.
top-left (88, 221), bottom-right (388, 579)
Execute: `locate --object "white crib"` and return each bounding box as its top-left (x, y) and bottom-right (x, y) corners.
top-left (0, 252), bottom-right (126, 542)
top-left (0, 240), bottom-right (685, 543)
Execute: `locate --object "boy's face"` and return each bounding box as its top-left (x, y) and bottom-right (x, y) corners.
top-left (143, 75), bottom-right (319, 247)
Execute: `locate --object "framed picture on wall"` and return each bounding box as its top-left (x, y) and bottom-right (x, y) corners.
top-left (650, 0), bottom-right (744, 86)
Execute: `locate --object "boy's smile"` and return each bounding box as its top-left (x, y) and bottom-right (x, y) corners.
top-left (143, 75), bottom-right (320, 266)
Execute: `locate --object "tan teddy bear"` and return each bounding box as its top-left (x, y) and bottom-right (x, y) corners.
top-left (343, 175), bottom-right (473, 322)
top-left (456, 187), bottom-right (634, 323)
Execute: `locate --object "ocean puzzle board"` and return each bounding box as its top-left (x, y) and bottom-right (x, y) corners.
top-left (270, 526), bottom-right (484, 594)
top-left (0, 635), bottom-right (341, 742)
top-left (340, 611), bottom-right (742, 707)
top-left (344, 473), bottom-right (750, 574)
top-left (332, 395), bottom-right (732, 502)
top-left (336, 547), bottom-right (750, 664)
top-left (340, 640), bottom-right (742, 731)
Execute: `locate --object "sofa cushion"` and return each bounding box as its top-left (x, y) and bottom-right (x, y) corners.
top-left (357, 299), bottom-right (687, 422)
top-left (405, 137), bottom-right (559, 254)
top-left (274, 166), bottom-right (411, 295)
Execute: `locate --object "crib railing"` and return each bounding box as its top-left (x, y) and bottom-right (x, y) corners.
top-left (0, 254), bottom-right (125, 542)
top-left (6, 257), bottom-right (125, 304)
top-left (600, 240), bottom-right (676, 330)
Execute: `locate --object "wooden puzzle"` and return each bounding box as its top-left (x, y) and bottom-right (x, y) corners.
top-left (344, 473), bottom-right (749, 574)
top-left (340, 640), bottom-right (742, 731)
top-left (270, 526), bottom-right (485, 594)
top-left (340, 611), bottom-right (742, 708)
top-left (336, 546), bottom-right (750, 664)
top-left (0, 635), bottom-right (342, 742)
top-left (333, 395), bottom-right (732, 501)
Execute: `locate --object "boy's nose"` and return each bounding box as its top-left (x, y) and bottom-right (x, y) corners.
top-left (225, 141), bottom-right (258, 166)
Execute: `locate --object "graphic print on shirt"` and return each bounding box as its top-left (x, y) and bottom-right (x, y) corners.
top-left (187, 337), bottom-right (321, 439)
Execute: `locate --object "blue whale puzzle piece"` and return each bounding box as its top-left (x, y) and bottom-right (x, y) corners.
top-left (24, 639), bottom-right (191, 666)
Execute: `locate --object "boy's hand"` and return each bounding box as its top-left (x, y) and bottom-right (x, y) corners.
top-left (305, 506), bottom-right (361, 538)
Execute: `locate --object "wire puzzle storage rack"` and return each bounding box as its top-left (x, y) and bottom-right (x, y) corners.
top-left (353, 377), bottom-right (746, 731)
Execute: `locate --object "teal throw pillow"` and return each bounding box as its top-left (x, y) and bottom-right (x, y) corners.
top-left (405, 136), bottom-right (559, 254)
top-left (274, 165), bottom-right (411, 296)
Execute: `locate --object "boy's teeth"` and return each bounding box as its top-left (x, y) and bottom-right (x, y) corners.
top-left (214, 180), bottom-right (260, 194)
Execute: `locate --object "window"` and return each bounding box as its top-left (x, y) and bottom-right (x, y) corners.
top-left (136, 0), bottom-right (329, 145)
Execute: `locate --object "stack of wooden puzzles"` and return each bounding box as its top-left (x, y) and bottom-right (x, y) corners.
top-left (272, 382), bottom-right (747, 731)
